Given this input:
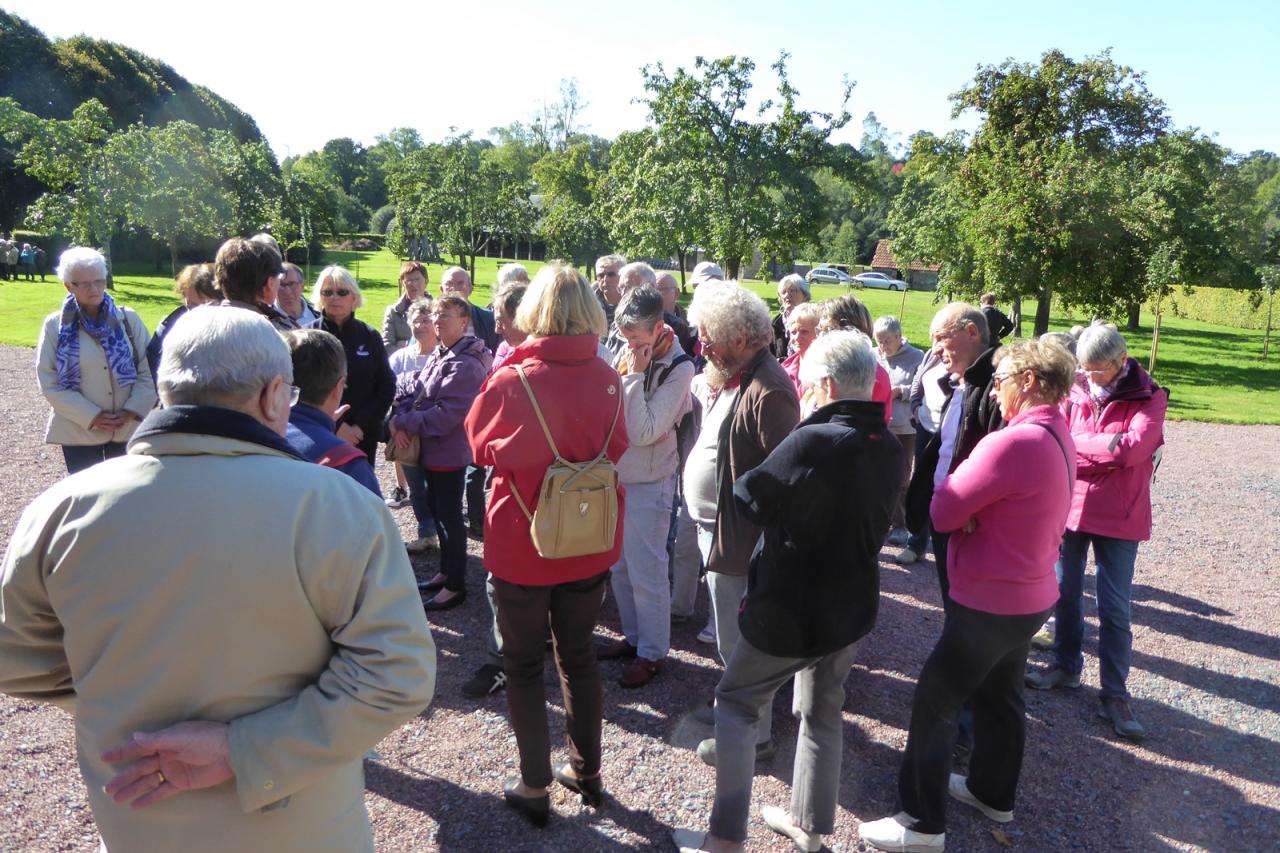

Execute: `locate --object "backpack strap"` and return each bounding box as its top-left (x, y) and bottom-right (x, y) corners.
top-left (507, 364), bottom-right (623, 522)
top-left (645, 352), bottom-right (694, 393)
top-left (1032, 422), bottom-right (1072, 497)
top-left (317, 442), bottom-right (366, 469)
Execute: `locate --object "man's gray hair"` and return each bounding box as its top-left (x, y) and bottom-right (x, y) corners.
top-left (687, 280), bottom-right (774, 351)
top-left (799, 330), bottom-right (877, 400)
top-left (618, 261), bottom-right (657, 294)
top-left (1076, 323), bottom-right (1128, 365)
top-left (595, 253), bottom-right (626, 275)
top-left (442, 265), bottom-right (471, 285)
top-left (158, 307), bottom-right (292, 406)
top-left (497, 263), bottom-right (528, 286)
top-left (56, 247), bottom-right (108, 283)
top-left (780, 273), bottom-right (810, 300)
top-left (874, 315), bottom-right (902, 338)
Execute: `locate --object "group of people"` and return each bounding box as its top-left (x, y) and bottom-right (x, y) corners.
top-left (0, 236), bottom-right (45, 281)
top-left (2, 242), bottom-right (1166, 852)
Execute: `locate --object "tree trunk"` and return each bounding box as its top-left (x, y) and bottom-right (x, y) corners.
top-left (725, 256), bottom-right (741, 280)
top-left (101, 235), bottom-right (115, 290)
top-left (1011, 296), bottom-right (1023, 338)
top-left (1127, 301), bottom-right (1141, 331)
top-left (1034, 284), bottom-right (1052, 336)
top-left (677, 248), bottom-right (687, 291)
top-left (1263, 289), bottom-right (1275, 360)
top-left (169, 240), bottom-right (179, 279)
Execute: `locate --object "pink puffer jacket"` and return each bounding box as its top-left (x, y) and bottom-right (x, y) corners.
top-left (1063, 358), bottom-right (1168, 542)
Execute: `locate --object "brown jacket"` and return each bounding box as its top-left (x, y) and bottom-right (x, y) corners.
top-left (709, 347), bottom-right (801, 576)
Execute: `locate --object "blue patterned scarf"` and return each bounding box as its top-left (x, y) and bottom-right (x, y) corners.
top-left (55, 291), bottom-right (138, 392)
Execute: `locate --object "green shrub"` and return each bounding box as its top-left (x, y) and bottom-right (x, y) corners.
top-left (369, 204), bottom-right (396, 235)
top-left (1147, 286), bottom-right (1272, 330)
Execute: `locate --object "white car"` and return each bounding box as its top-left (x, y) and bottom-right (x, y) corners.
top-left (806, 267), bottom-right (855, 285)
top-left (853, 271), bottom-right (907, 291)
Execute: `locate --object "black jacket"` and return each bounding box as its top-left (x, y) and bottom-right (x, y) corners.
top-left (982, 306), bottom-right (1014, 344)
top-left (733, 398), bottom-right (900, 658)
top-left (771, 312), bottom-right (790, 360)
top-left (471, 305), bottom-right (501, 353)
top-left (904, 345), bottom-right (1003, 532)
top-left (313, 313), bottom-right (396, 461)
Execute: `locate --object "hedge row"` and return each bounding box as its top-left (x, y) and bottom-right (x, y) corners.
top-left (1146, 286), bottom-right (1274, 330)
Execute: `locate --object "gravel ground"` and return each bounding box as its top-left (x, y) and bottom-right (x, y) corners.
top-left (0, 343), bottom-right (1277, 852)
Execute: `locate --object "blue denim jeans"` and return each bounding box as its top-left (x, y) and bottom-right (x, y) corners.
top-left (1053, 530), bottom-right (1140, 699)
top-left (610, 476), bottom-right (676, 661)
top-left (401, 464), bottom-right (438, 539)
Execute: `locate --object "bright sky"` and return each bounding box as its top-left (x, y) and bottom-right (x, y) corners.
top-left (8, 0), bottom-right (1278, 160)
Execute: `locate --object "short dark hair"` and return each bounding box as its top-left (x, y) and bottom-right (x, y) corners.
top-left (434, 293), bottom-right (473, 324)
top-left (283, 329), bottom-right (346, 407)
top-left (216, 238), bottom-right (282, 303)
top-left (615, 284), bottom-right (665, 331)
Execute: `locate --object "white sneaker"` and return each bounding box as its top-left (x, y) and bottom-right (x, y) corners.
top-left (761, 805), bottom-right (821, 852)
top-left (405, 535), bottom-right (439, 554)
top-left (894, 547), bottom-right (920, 565)
top-left (948, 773), bottom-right (1013, 822)
top-left (696, 620), bottom-right (716, 644)
top-left (859, 814), bottom-right (944, 852)
top-left (671, 827), bottom-right (708, 852)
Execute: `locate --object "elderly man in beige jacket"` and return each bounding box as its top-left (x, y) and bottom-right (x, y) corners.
top-left (0, 307), bottom-right (436, 853)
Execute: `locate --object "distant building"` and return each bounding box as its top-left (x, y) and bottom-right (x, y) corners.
top-left (870, 239), bottom-right (940, 291)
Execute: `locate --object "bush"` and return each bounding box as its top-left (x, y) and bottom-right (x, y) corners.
top-left (369, 204), bottom-right (396, 235)
top-left (1148, 286), bottom-right (1271, 330)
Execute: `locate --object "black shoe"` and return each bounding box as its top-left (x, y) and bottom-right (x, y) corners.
top-left (503, 778), bottom-right (549, 827)
top-left (468, 524), bottom-right (485, 541)
top-left (423, 591), bottom-right (466, 612)
top-left (554, 762), bottom-right (604, 808)
top-left (417, 576), bottom-right (446, 594)
top-left (461, 664), bottom-right (507, 698)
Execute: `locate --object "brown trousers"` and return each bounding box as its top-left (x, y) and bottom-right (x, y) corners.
top-left (492, 571), bottom-right (608, 788)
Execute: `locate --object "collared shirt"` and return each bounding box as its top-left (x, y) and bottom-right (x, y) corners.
top-left (934, 378), bottom-right (965, 490)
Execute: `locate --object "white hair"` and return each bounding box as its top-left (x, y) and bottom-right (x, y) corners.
top-left (595, 253), bottom-right (626, 275)
top-left (799, 330), bottom-right (877, 400)
top-left (56, 247), bottom-right (108, 283)
top-left (618, 261), bottom-right (658, 292)
top-left (779, 273), bottom-right (810, 300)
top-left (787, 302), bottom-right (822, 330)
top-left (687, 280), bottom-right (774, 351)
top-left (874, 315), bottom-right (903, 338)
top-left (158, 306), bottom-right (292, 406)
top-left (311, 265), bottom-right (364, 310)
top-left (497, 263), bottom-right (529, 286)
top-left (1076, 323), bottom-right (1128, 365)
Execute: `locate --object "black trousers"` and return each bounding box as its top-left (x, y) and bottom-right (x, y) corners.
top-left (424, 467), bottom-right (467, 592)
top-left (493, 571), bottom-right (608, 789)
top-left (897, 601), bottom-right (1051, 834)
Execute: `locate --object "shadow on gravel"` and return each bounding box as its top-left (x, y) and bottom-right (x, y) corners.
top-left (1130, 583), bottom-right (1232, 617)
top-left (1130, 648), bottom-right (1280, 715)
top-left (1128, 599), bottom-right (1279, 661)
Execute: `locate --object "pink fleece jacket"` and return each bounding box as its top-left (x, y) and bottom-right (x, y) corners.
top-left (932, 404), bottom-right (1076, 616)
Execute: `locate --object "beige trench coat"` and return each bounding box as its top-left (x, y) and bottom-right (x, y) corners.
top-left (0, 428), bottom-right (436, 852)
top-left (35, 308), bottom-right (158, 446)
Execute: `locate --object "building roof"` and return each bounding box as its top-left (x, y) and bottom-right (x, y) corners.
top-left (871, 239), bottom-right (940, 272)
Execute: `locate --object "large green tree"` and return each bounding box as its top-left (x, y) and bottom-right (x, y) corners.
top-left (637, 53), bottom-right (856, 278)
top-left (531, 141), bottom-right (610, 272)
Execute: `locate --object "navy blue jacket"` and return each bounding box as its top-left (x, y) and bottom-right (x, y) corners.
top-left (471, 305), bottom-right (500, 353)
top-left (733, 398), bottom-right (900, 658)
top-left (286, 403), bottom-right (382, 497)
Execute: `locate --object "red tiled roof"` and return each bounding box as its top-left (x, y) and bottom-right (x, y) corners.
top-left (871, 239), bottom-right (940, 272)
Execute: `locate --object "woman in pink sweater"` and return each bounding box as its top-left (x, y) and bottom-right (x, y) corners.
top-left (861, 339), bottom-right (1077, 853)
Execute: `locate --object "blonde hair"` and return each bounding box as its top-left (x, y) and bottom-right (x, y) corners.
top-left (311, 265), bottom-right (364, 310)
top-left (787, 301), bottom-right (822, 331)
top-left (516, 261), bottom-right (607, 338)
top-left (993, 339), bottom-right (1077, 404)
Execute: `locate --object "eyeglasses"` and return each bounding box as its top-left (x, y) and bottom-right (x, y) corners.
top-left (288, 384), bottom-right (301, 407)
top-left (598, 270), bottom-right (620, 279)
top-left (992, 372), bottom-right (1011, 388)
top-left (279, 278), bottom-right (303, 289)
top-left (70, 278), bottom-right (107, 290)
top-left (320, 288), bottom-right (351, 298)
top-left (431, 312), bottom-right (465, 322)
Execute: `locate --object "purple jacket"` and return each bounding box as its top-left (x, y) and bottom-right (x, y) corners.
top-left (391, 335), bottom-right (492, 469)
top-left (1063, 358), bottom-right (1167, 542)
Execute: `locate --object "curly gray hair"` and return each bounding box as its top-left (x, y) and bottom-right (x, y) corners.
top-left (687, 280), bottom-right (773, 351)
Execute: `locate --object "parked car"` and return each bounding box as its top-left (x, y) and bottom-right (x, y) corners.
top-left (853, 271), bottom-right (907, 291)
top-left (807, 266), bottom-right (855, 285)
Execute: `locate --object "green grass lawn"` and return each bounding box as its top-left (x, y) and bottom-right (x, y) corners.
top-left (4, 248), bottom-right (1276, 424)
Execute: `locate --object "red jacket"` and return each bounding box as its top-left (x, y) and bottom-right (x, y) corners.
top-left (1063, 358), bottom-right (1167, 542)
top-left (464, 334), bottom-right (630, 585)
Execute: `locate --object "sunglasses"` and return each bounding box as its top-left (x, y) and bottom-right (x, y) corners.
top-left (321, 288), bottom-right (352, 298)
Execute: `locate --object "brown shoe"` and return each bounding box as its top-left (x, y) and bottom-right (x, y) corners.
top-left (596, 639), bottom-right (637, 661)
top-left (618, 657), bottom-right (662, 688)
